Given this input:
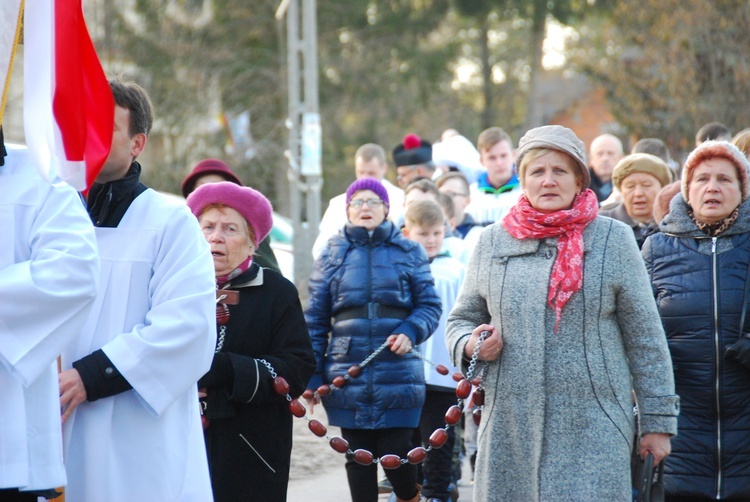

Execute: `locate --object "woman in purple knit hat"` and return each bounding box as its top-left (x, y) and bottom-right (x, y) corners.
top-left (304, 177), bottom-right (442, 502)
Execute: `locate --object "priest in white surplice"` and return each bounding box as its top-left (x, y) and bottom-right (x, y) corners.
top-left (0, 138), bottom-right (99, 501)
top-left (58, 79), bottom-right (217, 501)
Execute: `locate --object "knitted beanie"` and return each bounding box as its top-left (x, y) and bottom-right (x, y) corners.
top-left (681, 141), bottom-right (750, 202)
top-left (345, 177), bottom-right (390, 214)
top-left (186, 182), bottom-right (273, 244)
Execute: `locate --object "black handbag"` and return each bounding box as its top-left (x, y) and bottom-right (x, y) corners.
top-left (632, 452), bottom-right (664, 502)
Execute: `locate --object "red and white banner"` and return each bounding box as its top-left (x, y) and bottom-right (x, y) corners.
top-left (24, 0), bottom-right (113, 192)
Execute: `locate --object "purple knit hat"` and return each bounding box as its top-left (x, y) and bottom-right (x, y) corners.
top-left (186, 182), bottom-right (274, 244)
top-left (345, 177), bottom-right (390, 214)
top-left (181, 158), bottom-right (242, 197)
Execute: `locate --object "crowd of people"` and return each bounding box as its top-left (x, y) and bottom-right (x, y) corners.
top-left (4, 72), bottom-right (750, 502)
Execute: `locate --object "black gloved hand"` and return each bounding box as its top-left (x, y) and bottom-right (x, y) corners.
top-left (724, 336), bottom-right (750, 369)
top-left (198, 352), bottom-right (233, 388)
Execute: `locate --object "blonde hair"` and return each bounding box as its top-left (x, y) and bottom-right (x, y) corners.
top-left (477, 127), bottom-right (512, 153)
top-left (517, 148), bottom-right (585, 188)
top-left (404, 200), bottom-right (444, 229)
top-left (731, 129), bottom-right (750, 159)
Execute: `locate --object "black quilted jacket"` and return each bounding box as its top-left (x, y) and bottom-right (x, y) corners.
top-left (643, 194), bottom-right (750, 500)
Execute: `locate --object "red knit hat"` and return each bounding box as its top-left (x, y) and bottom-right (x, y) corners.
top-left (181, 158), bottom-right (242, 197)
top-left (186, 182), bottom-right (273, 244)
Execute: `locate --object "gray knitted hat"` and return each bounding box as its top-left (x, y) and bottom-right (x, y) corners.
top-left (515, 125), bottom-right (589, 187)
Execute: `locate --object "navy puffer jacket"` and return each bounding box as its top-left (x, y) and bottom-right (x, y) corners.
top-left (305, 220), bottom-right (441, 429)
top-left (643, 194), bottom-right (750, 500)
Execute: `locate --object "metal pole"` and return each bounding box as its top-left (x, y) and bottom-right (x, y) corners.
top-left (280, 0), bottom-right (319, 294)
top-left (301, 0), bottom-right (321, 292)
top-left (284, 0), bottom-right (304, 290)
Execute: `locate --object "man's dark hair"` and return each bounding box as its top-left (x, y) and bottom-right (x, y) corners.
top-left (695, 122), bottom-right (731, 144)
top-left (109, 77), bottom-right (153, 137)
top-left (631, 138), bottom-right (671, 163)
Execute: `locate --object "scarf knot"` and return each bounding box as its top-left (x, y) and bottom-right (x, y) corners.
top-left (216, 256), bottom-right (254, 289)
top-left (502, 189), bottom-right (598, 332)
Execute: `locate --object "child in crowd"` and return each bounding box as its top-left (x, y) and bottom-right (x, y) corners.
top-left (403, 200), bottom-right (465, 502)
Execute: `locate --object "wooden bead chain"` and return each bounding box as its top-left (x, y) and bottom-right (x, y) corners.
top-left (269, 333), bottom-right (491, 468)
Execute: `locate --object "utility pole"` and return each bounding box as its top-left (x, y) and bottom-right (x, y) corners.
top-left (276, 0), bottom-right (321, 295)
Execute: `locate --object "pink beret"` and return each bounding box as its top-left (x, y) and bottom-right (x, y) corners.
top-left (186, 181), bottom-right (273, 244)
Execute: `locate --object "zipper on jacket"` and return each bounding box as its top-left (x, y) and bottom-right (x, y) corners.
top-left (367, 234), bottom-right (374, 422)
top-left (711, 236), bottom-right (723, 499)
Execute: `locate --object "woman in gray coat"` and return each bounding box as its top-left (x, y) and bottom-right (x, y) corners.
top-left (446, 125), bottom-right (679, 501)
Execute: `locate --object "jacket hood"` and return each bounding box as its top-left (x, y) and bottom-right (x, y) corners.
top-left (660, 193), bottom-right (750, 238)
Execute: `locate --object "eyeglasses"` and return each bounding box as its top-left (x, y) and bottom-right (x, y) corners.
top-left (348, 198), bottom-right (384, 209)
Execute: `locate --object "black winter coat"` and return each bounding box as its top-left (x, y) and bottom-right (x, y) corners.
top-left (200, 264), bottom-right (316, 502)
top-left (643, 195), bottom-right (750, 500)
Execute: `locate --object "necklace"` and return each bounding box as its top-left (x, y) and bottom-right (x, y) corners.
top-left (270, 331), bottom-right (491, 467)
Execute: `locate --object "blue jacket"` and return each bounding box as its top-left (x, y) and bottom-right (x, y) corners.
top-left (643, 195), bottom-right (750, 500)
top-left (305, 220), bottom-right (442, 429)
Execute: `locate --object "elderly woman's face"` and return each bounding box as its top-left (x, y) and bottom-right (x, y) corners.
top-left (347, 189), bottom-right (387, 231)
top-left (621, 172), bottom-right (662, 223)
top-left (199, 206), bottom-right (256, 276)
top-left (688, 158), bottom-right (742, 224)
top-left (523, 150), bottom-right (582, 213)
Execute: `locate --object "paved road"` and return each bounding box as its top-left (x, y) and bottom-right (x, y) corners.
top-left (287, 405), bottom-right (475, 501)
top-left (287, 463), bottom-right (475, 501)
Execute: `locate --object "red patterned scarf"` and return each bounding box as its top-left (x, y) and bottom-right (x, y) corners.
top-left (502, 189), bottom-right (599, 332)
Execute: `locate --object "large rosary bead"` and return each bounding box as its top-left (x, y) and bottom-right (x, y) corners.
top-left (445, 405), bottom-right (462, 425)
top-left (435, 364), bottom-right (449, 375)
top-left (473, 387), bottom-right (485, 406)
top-left (216, 303), bottom-right (230, 325)
top-left (472, 407), bottom-right (482, 426)
top-left (452, 372), bottom-right (464, 382)
top-left (353, 449), bottom-right (374, 465)
top-left (273, 376), bottom-right (290, 396)
top-left (332, 375), bottom-right (347, 388)
top-left (288, 398), bottom-right (306, 418)
top-left (407, 447), bottom-right (427, 464)
top-left (317, 384), bottom-right (331, 396)
top-left (302, 389), bottom-right (315, 400)
top-left (429, 428), bottom-right (448, 448)
top-left (330, 436), bottom-right (349, 454)
top-left (380, 454), bottom-right (401, 470)
top-left (347, 364), bottom-right (362, 378)
top-left (308, 419), bottom-right (327, 437)
top-left (456, 379), bottom-right (472, 399)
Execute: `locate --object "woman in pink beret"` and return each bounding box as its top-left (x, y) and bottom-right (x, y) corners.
top-left (186, 182), bottom-right (316, 501)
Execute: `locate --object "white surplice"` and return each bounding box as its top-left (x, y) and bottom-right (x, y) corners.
top-left (0, 145), bottom-right (99, 491)
top-left (420, 255), bottom-right (465, 389)
top-left (62, 189), bottom-right (216, 501)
